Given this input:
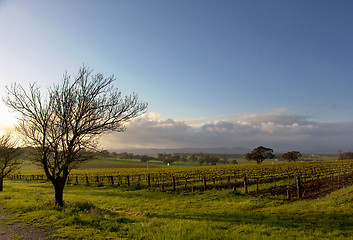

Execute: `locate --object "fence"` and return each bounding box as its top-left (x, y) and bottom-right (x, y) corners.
top-left (8, 170), bottom-right (353, 200)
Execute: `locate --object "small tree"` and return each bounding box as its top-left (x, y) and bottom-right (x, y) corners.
top-left (140, 155), bottom-right (154, 162)
top-left (4, 66), bottom-right (147, 206)
top-left (220, 157), bottom-right (229, 164)
top-left (281, 151), bottom-right (302, 162)
top-left (207, 156), bottom-right (219, 165)
top-left (337, 151), bottom-right (353, 160)
top-left (0, 135), bottom-right (22, 191)
top-left (98, 150), bottom-right (110, 158)
top-left (119, 152), bottom-right (130, 159)
top-left (244, 146), bottom-right (275, 164)
top-left (163, 154), bottom-right (175, 165)
top-left (157, 153), bottom-right (166, 162)
top-left (188, 155), bottom-right (198, 162)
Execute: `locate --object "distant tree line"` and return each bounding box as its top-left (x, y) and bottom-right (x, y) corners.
top-left (156, 153), bottom-right (237, 165)
top-left (9, 147), bottom-right (238, 166)
top-left (93, 150), bottom-right (239, 165)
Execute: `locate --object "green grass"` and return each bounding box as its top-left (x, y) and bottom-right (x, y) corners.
top-left (1, 179), bottom-right (353, 239)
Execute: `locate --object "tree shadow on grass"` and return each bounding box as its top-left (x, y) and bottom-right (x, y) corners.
top-left (147, 210), bottom-right (353, 235)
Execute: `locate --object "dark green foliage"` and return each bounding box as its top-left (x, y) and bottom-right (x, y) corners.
top-left (245, 146), bottom-right (276, 164)
top-left (140, 155), bottom-right (155, 162)
top-left (281, 151), bottom-right (302, 162)
top-left (338, 151), bottom-right (353, 160)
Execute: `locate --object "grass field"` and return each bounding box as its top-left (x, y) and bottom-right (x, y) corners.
top-left (1, 179), bottom-right (353, 239)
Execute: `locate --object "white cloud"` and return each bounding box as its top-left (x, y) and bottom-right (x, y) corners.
top-left (100, 110), bottom-right (353, 153)
top-left (1, 108), bottom-right (351, 153)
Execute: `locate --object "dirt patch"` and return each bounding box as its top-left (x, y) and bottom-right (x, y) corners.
top-left (0, 205), bottom-right (58, 240)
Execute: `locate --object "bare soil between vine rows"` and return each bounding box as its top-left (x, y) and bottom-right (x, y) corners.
top-left (250, 173), bottom-right (353, 200)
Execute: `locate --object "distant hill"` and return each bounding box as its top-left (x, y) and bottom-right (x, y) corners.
top-left (110, 147), bottom-right (250, 155)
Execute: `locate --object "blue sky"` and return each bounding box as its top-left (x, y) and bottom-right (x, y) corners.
top-left (1, 1), bottom-right (353, 152)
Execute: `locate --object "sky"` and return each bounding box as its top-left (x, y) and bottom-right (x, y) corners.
top-left (1, 0), bottom-right (353, 153)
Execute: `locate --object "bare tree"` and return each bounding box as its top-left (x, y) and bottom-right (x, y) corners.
top-left (4, 66), bottom-right (147, 206)
top-left (0, 134), bottom-right (22, 191)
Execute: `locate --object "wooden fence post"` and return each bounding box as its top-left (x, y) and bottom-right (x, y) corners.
top-left (244, 176), bottom-right (248, 194)
top-left (203, 176), bottom-right (207, 192)
top-left (233, 173), bottom-right (237, 191)
top-left (127, 175), bottom-right (130, 186)
top-left (338, 172), bottom-right (340, 187)
top-left (273, 176), bottom-right (277, 188)
top-left (287, 187), bottom-right (291, 200)
top-left (297, 175), bottom-right (302, 198)
top-left (172, 176), bottom-right (176, 191)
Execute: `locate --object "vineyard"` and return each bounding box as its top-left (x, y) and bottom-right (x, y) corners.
top-left (10, 160), bottom-right (353, 200)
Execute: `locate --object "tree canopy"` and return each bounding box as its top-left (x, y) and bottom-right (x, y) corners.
top-left (281, 151), bottom-right (302, 162)
top-left (337, 151), bottom-right (353, 160)
top-left (244, 146), bottom-right (275, 164)
top-left (4, 66), bottom-right (147, 206)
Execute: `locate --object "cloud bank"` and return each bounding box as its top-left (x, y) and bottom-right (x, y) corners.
top-left (101, 110), bottom-right (353, 153)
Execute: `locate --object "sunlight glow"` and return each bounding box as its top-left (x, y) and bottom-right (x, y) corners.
top-left (0, 110), bottom-right (18, 134)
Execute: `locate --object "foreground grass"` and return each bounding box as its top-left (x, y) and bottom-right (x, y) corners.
top-left (1, 180), bottom-right (353, 239)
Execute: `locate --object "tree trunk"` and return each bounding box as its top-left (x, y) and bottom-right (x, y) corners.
top-left (0, 177), bottom-right (3, 191)
top-left (54, 181), bottom-right (65, 206)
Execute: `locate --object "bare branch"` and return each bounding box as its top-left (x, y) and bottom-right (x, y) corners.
top-left (3, 65), bottom-right (147, 205)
